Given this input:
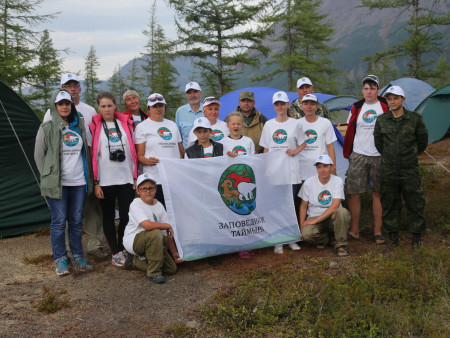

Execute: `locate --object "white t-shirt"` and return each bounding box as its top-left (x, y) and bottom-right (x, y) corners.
top-left (44, 101), bottom-right (97, 146)
top-left (222, 135), bottom-right (255, 156)
top-left (123, 198), bottom-right (168, 255)
top-left (135, 118), bottom-right (182, 182)
top-left (97, 120), bottom-right (134, 186)
top-left (298, 117), bottom-right (336, 181)
top-left (298, 175), bottom-right (345, 218)
top-left (353, 101), bottom-right (384, 156)
top-left (132, 114), bottom-right (142, 127)
top-left (61, 127), bottom-right (86, 186)
top-left (187, 119), bottom-right (229, 147)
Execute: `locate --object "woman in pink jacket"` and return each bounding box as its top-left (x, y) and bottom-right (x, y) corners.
top-left (90, 92), bottom-right (138, 267)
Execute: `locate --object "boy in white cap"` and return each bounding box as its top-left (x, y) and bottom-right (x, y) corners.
top-left (374, 86), bottom-right (428, 249)
top-left (123, 173), bottom-right (181, 284)
top-left (185, 117), bottom-right (224, 158)
top-left (175, 81), bottom-right (204, 149)
top-left (43, 73), bottom-right (108, 260)
top-left (289, 77), bottom-right (330, 119)
top-left (298, 154), bottom-right (350, 257)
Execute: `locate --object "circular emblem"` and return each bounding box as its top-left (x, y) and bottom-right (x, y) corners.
top-left (305, 129), bottom-right (318, 144)
top-left (232, 145), bottom-right (247, 156)
top-left (63, 131), bottom-right (79, 147)
top-left (318, 190), bottom-right (332, 205)
top-left (362, 109), bottom-right (377, 123)
top-left (157, 127), bottom-right (172, 140)
top-left (218, 164), bottom-right (256, 215)
top-left (210, 129), bottom-right (224, 141)
top-left (204, 152), bottom-right (213, 158)
top-left (272, 129), bottom-right (288, 144)
top-left (107, 128), bottom-right (120, 142)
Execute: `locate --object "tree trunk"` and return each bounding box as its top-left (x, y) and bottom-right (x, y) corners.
top-left (411, 0), bottom-right (419, 78)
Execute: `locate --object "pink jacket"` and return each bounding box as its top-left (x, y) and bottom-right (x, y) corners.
top-left (89, 112), bottom-right (138, 181)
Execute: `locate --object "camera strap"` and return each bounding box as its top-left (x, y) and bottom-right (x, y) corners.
top-left (101, 118), bottom-right (125, 154)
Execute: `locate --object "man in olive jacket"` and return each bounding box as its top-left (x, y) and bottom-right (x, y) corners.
top-left (374, 86), bottom-right (428, 249)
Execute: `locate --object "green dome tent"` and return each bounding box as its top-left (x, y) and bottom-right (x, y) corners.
top-left (415, 84), bottom-right (450, 144)
top-left (0, 80), bottom-right (50, 237)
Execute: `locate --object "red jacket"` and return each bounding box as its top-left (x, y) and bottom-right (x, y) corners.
top-left (121, 108), bottom-right (150, 129)
top-left (343, 96), bottom-right (389, 158)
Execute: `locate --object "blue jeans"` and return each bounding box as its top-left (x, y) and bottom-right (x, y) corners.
top-left (46, 185), bottom-right (86, 261)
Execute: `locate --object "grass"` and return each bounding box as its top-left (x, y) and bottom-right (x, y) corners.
top-left (22, 254), bottom-right (53, 265)
top-left (166, 164), bottom-right (450, 336)
top-left (37, 286), bottom-right (69, 314)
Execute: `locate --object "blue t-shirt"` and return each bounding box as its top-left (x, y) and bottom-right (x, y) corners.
top-left (175, 103), bottom-right (204, 149)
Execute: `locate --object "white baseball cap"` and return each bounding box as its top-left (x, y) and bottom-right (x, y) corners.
top-left (272, 91), bottom-right (290, 104)
top-left (55, 90), bottom-right (73, 103)
top-left (297, 77), bottom-right (313, 88)
top-left (147, 93), bottom-right (167, 106)
top-left (302, 94), bottom-right (318, 103)
top-left (60, 73), bottom-right (80, 86)
top-left (384, 85), bottom-right (405, 98)
top-left (203, 96), bottom-right (221, 107)
top-left (314, 154), bottom-right (333, 166)
top-left (136, 173), bottom-right (157, 187)
top-left (193, 117), bottom-right (212, 130)
top-left (185, 81), bottom-right (202, 92)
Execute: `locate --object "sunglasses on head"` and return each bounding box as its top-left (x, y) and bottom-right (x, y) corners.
top-left (149, 95), bottom-right (164, 102)
top-left (204, 97), bottom-right (220, 104)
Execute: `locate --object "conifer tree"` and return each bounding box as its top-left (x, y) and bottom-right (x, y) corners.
top-left (168, 0), bottom-right (272, 96)
top-left (108, 64), bottom-right (126, 112)
top-left (83, 45), bottom-right (101, 107)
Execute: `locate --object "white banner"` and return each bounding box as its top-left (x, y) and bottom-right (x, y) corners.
top-left (158, 151), bottom-right (301, 261)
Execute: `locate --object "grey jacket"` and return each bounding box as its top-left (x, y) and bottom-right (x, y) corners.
top-left (34, 90), bottom-right (93, 199)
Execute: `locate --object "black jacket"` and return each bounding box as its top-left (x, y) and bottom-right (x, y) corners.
top-left (185, 140), bottom-right (223, 158)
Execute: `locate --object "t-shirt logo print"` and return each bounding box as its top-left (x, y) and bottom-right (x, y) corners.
top-left (362, 109), bottom-right (377, 123)
top-left (232, 145), bottom-right (247, 156)
top-left (305, 129), bottom-right (318, 144)
top-left (218, 164), bottom-right (256, 215)
top-left (108, 128), bottom-right (120, 142)
top-left (63, 131), bottom-right (79, 147)
top-left (210, 129), bottom-right (224, 141)
top-left (318, 190), bottom-right (332, 205)
top-left (272, 129), bottom-right (288, 144)
top-left (157, 127), bottom-right (172, 140)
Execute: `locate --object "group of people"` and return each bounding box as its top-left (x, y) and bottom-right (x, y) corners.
top-left (34, 72), bottom-right (428, 283)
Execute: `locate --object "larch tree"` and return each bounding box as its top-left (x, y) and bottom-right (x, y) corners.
top-left (83, 45), bottom-right (101, 107)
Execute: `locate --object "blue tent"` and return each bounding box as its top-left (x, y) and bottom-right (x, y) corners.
top-left (380, 78), bottom-right (435, 111)
top-left (219, 87), bottom-right (348, 180)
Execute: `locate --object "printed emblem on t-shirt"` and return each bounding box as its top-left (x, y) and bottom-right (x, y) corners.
top-left (272, 129), bottom-right (288, 144)
top-left (305, 129), bottom-right (318, 144)
top-left (210, 129), bottom-right (224, 141)
top-left (232, 145), bottom-right (247, 156)
top-left (107, 128), bottom-right (120, 142)
top-left (318, 190), bottom-right (332, 205)
top-left (153, 213), bottom-right (158, 222)
top-left (157, 127), bottom-right (172, 140)
top-left (63, 131), bottom-right (79, 147)
top-left (133, 120), bottom-right (141, 127)
top-left (204, 153), bottom-right (213, 158)
top-left (362, 110), bottom-right (377, 123)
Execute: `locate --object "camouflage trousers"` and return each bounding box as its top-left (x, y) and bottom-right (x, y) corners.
top-left (380, 175), bottom-right (425, 234)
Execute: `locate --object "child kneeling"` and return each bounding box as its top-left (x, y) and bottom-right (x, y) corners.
top-left (123, 173), bottom-right (182, 284)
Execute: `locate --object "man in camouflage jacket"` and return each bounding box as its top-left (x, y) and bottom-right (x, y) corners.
top-left (289, 77), bottom-right (330, 120)
top-left (374, 86), bottom-right (428, 249)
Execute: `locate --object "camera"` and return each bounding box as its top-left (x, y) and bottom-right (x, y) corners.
top-left (109, 149), bottom-right (126, 162)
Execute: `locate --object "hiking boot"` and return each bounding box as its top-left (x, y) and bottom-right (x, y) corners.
top-left (389, 232), bottom-right (399, 247)
top-left (412, 234), bottom-right (422, 250)
top-left (88, 247), bottom-right (110, 260)
top-left (147, 275), bottom-right (165, 284)
top-left (111, 252), bottom-right (126, 266)
top-left (124, 252), bottom-right (134, 271)
top-left (274, 244), bottom-right (283, 254)
top-left (71, 256), bottom-right (93, 271)
top-left (55, 257), bottom-right (70, 276)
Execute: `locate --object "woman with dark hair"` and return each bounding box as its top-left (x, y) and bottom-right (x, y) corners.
top-left (34, 89), bottom-right (94, 276)
top-left (90, 92), bottom-right (138, 267)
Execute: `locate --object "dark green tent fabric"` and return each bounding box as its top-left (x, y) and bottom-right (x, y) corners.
top-left (415, 84), bottom-right (450, 144)
top-left (0, 80), bottom-right (50, 237)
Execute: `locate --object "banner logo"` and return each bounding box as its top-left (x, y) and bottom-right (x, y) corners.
top-left (272, 129), bottom-right (287, 144)
top-left (218, 164), bottom-right (256, 215)
top-left (157, 127), bottom-right (172, 140)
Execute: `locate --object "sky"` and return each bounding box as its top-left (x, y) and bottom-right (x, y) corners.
top-left (36, 0), bottom-right (177, 80)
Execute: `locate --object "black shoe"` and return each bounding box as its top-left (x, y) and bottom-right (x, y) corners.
top-left (412, 234), bottom-right (422, 250)
top-left (147, 275), bottom-right (165, 284)
top-left (389, 232), bottom-right (399, 247)
top-left (124, 253), bottom-right (134, 271)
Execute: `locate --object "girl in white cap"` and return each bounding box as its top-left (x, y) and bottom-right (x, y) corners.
top-left (260, 91), bottom-right (307, 254)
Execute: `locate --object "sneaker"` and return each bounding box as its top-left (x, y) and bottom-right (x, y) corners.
top-left (412, 234), bottom-right (422, 250)
top-left (88, 247), bottom-right (110, 260)
top-left (55, 258), bottom-right (70, 276)
top-left (111, 252), bottom-right (126, 266)
top-left (288, 242), bottom-right (301, 251)
top-left (147, 275), bottom-right (165, 284)
top-left (274, 244), bottom-right (283, 254)
top-left (71, 256), bottom-right (93, 271)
